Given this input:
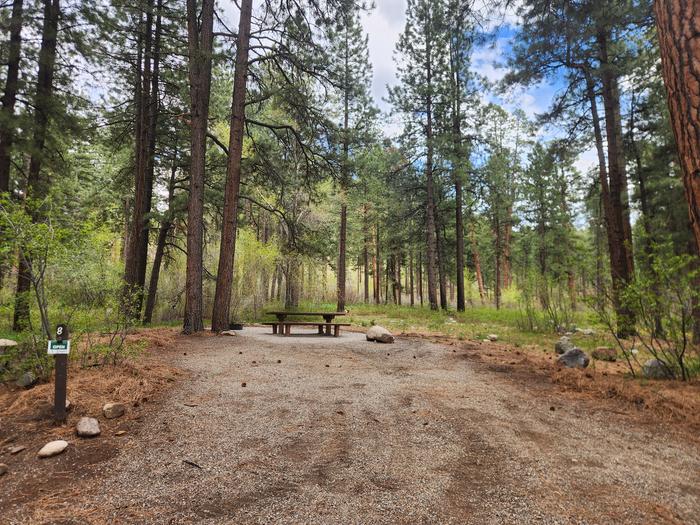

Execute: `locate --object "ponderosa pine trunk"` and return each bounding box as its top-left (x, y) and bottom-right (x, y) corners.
top-left (597, 31), bottom-right (636, 336)
top-left (494, 213), bottom-right (501, 310)
top-left (183, 0), bottom-right (214, 334)
top-left (374, 223), bottom-right (381, 304)
top-left (13, 0), bottom-right (59, 332)
top-left (144, 151), bottom-right (177, 325)
top-left (424, 27), bottom-right (439, 311)
top-left (396, 253), bottom-right (402, 305)
top-left (138, 0), bottom-right (162, 314)
top-left (455, 176), bottom-right (465, 311)
top-left (124, 0), bottom-right (156, 318)
top-left (0, 0), bottom-right (23, 194)
top-left (418, 252), bottom-right (424, 306)
top-left (363, 204), bottom-right (370, 302)
top-left (434, 207), bottom-right (448, 310)
top-left (276, 263), bottom-right (283, 301)
top-left (655, 0), bottom-right (700, 342)
top-left (0, 0), bottom-right (23, 287)
top-left (468, 221), bottom-right (485, 304)
top-left (502, 205), bottom-right (512, 289)
top-left (448, 2), bottom-right (466, 312)
top-left (654, 0), bottom-right (700, 253)
top-left (336, 22), bottom-right (352, 313)
top-left (337, 199), bottom-right (347, 310)
top-left (211, 0), bottom-right (253, 332)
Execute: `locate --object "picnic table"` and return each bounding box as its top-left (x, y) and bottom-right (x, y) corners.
top-left (264, 311), bottom-right (350, 337)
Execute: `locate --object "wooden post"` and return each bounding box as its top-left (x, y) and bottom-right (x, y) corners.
top-left (54, 354), bottom-right (67, 423)
top-left (52, 324), bottom-right (69, 424)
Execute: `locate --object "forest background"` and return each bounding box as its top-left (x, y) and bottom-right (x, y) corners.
top-left (0, 0), bottom-right (699, 381)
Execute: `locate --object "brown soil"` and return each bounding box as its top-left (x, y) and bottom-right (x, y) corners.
top-left (1, 326), bottom-right (698, 524)
top-left (402, 330), bottom-right (700, 434)
top-left (0, 328), bottom-right (186, 518)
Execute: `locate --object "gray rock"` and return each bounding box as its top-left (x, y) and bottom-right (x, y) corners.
top-left (581, 328), bottom-right (595, 336)
top-left (8, 445), bottom-right (26, 455)
top-left (103, 402), bottom-right (126, 419)
top-left (16, 371), bottom-right (37, 389)
top-left (0, 463), bottom-right (7, 476)
top-left (555, 337), bottom-right (575, 355)
top-left (0, 338), bottom-right (18, 348)
top-left (642, 359), bottom-right (674, 380)
top-left (557, 348), bottom-right (590, 369)
top-left (592, 347), bottom-right (617, 362)
top-left (76, 417), bottom-right (101, 437)
top-left (487, 334), bottom-right (499, 342)
top-left (220, 330), bottom-right (237, 336)
top-left (37, 440), bottom-right (68, 458)
top-left (366, 325), bottom-right (395, 344)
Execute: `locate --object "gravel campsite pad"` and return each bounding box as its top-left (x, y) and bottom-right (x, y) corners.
top-left (4, 326), bottom-right (700, 524)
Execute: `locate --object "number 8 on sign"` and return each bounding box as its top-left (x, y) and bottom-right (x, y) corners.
top-left (56, 324), bottom-right (68, 341)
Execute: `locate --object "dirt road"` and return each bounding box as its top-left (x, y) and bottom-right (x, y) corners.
top-left (6, 327), bottom-right (700, 524)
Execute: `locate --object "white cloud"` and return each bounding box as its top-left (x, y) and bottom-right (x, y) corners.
top-left (471, 38), bottom-right (510, 84)
top-left (361, 2), bottom-right (405, 112)
top-left (574, 147), bottom-right (598, 175)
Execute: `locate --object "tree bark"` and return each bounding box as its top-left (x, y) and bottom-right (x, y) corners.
top-left (0, 0), bottom-right (23, 194)
top-left (276, 262), bottom-right (283, 301)
top-left (138, 0), bottom-right (162, 311)
top-left (435, 208), bottom-right (448, 310)
top-left (502, 205), bottom-right (512, 289)
top-left (374, 223), bottom-right (381, 304)
top-left (424, 22), bottom-right (439, 311)
top-left (468, 222), bottom-right (485, 304)
top-left (455, 176), bottom-right (465, 311)
top-left (13, 0), bottom-right (59, 332)
top-left (212, 0), bottom-right (253, 331)
top-left (409, 251), bottom-right (415, 306)
top-left (597, 29), bottom-right (636, 336)
top-left (336, 21), bottom-right (352, 312)
top-left (337, 201), bottom-right (347, 310)
top-left (494, 213), bottom-right (501, 310)
top-left (183, 0), bottom-right (214, 334)
top-left (395, 253), bottom-right (402, 305)
top-left (363, 204), bottom-right (370, 302)
top-left (144, 151), bottom-right (176, 325)
top-left (124, 0), bottom-right (156, 318)
top-left (654, 0), bottom-right (700, 253)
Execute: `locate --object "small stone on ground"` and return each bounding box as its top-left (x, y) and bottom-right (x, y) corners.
top-left (366, 325), bottom-right (394, 343)
top-left (558, 348), bottom-right (590, 369)
top-left (103, 402), bottom-right (126, 419)
top-left (555, 337), bottom-right (575, 355)
top-left (37, 440), bottom-right (68, 458)
top-left (643, 359), bottom-right (674, 380)
top-left (76, 417), bottom-right (101, 437)
top-left (15, 371), bottom-right (37, 389)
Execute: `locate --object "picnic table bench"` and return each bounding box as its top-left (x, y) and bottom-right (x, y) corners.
top-left (263, 311), bottom-right (350, 337)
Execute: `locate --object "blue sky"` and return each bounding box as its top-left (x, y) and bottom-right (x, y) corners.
top-left (360, 1), bottom-right (598, 173)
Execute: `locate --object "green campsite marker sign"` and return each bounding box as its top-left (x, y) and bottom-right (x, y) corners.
top-left (47, 323), bottom-right (70, 355)
top-left (47, 339), bottom-right (70, 354)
